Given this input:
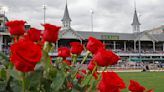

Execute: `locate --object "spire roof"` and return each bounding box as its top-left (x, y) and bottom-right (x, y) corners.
top-left (131, 9), bottom-right (141, 25)
top-left (61, 2), bottom-right (71, 22)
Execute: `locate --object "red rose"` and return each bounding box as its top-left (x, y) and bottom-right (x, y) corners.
top-left (147, 89), bottom-right (154, 92)
top-left (92, 71), bottom-right (99, 80)
top-left (81, 69), bottom-right (87, 74)
top-left (6, 20), bottom-right (26, 36)
top-left (67, 82), bottom-right (73, 89)
top-left (93, 48), bottom-right (120, 67)
top-left (107, 50), bottom-right (121, 65)
top-left (70, 42), bottom-right (84, 55)
top-left (86, 37), bottom-right (104, 54)
top-left (128, 80), bottom-right (145, 92)
top-left (87, 60), bottom-right (96, 71)
top-left (10, 38), bottom-right (42, 72)
top-left (98, 71), bottom-right (126, 92)
top-left (42, 23), bottom-right (61, 43)
top-left (63, 60), bottom-right (71, 65)
top-left (76, 73), bottom-right (81, 79)
top-left (27, 28), bottom-right (41, 42)
top-left (58, 47), bottom-right (70, 59)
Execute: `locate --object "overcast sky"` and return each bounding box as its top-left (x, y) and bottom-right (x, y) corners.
top-left (0, 0), bottom-right (164, 33)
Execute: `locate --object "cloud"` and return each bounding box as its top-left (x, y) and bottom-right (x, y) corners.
top-left (0, 0), bottom-right (163, 33)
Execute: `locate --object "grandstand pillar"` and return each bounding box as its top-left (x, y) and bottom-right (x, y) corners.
top-left (134, 41), bottom-right (136, 52)
top-left (113, 41), bottom-right (116, 51)
top-left (124, 41), bottom-right (126, 51)
top-left (0, 35), bottom-right (3, 51)
top-left (153, 41), bottom-right (155, 52)
top-left (0, 36), bottom-right (2, 51)
top-left (163, 42), bottom-right (164, 51)
top-left (56, 40), bottom-right (58, 51)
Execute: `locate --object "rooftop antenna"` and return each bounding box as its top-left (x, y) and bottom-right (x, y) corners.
top-left (90, 9), bottom-right (94, 32)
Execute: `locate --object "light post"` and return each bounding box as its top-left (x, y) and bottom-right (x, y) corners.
top-left (138, 15), bottom-right (141, 63)
top-left (90, 9), bottom-right (94, 32)
top-left (0, 6), bottom-right (8, 29)
top-left (138, 29), bottom-right (141, 62)
top-left (42, 4), bottom-right (47, 24)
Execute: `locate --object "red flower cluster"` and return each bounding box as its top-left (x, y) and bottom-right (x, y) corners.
top-left (86, 37), bottom-right (104, 54)
top-left (6, 20), bottom-right (26, 36)
top-left (147, 89), bottom-right (154, 92)
top-left (27, 28), bottom-right (41, 42)
top-left (58, 47), bottom-right (70, 59)
top-left (98, 71), bottom-right (126, 92)
top-left (63, 60), bottom-right (71, 65)
top-left (7, 20), bottom-right (61, 72)
top-left (128, 80), bottom-right (145, 92)
top-left (10, 38), bottom-right (42, 72)
top-left (87, 60), bottom-right (96, 71)
top-left (70, 42), bottom-right (84, 55)
top-left (42, 23), bottom-right (61, 43)
top-left (86, 37), bottom-right (120, 67)
top-left (76, 69), bottom-right (87, 79)
top-left (93, 48), bottom-right (120, 67)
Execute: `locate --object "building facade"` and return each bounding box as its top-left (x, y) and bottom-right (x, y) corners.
top-left (0, 2), bottom-right (164, 63)
top-left (56, 2), bottom-right (164, 63)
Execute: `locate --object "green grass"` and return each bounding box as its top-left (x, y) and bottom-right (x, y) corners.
top-left (118, 72), bottom-right (164, 92)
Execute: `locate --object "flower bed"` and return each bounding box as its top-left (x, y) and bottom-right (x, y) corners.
top-left (0, 20), bottom-right (154, 92)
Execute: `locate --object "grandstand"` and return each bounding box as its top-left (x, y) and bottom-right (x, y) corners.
top-left (0, 2), bottom-right (164, 69)
top-left (57, 2), bottom-right (164, 64)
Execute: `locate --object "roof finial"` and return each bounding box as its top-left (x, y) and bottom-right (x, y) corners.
top-left (134, 0), bottom-right (136, 10)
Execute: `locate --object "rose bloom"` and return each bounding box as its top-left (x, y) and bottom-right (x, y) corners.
top-left (70, 42), bottom-right (84, 55)
top-left (27, 28), bottom-right (41, 42)
top-left (63, 60), bottom-right (71, 65)
top-left (76, 73), bottom-right (85, 79)
top-left (92, 71), bottom-right (99, 80)
top-left (98, 72), bottom-right (126, 92)
top-left (81, 69), bottom-right (87, 74)
top-left (128, 80), bottom-right (145, 92)
top-left (6, 20), bottom-right (26, 36)
top-left (147, 89), bottom-right (154, 92)
top-left (86, 37), bottom-right (104, 54)
top-left (58, 47), bottom-right (70, 59)
top-left (87, 60), bottom-right (96, 71)
top-left (10, 38), bottom-right (42, 72)
top-left (42, 23), bottom-right (61, 43)
top-left (93, 48), bottom-right (120, 67)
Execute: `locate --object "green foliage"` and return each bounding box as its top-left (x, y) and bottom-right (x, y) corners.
top-left (0, 51), bottom-right (9, 68)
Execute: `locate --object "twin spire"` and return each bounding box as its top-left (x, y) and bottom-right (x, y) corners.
top-left (61, 0), bottom-right (71, 28)
top-left (61, 0), bottom-right (141, 33)
top-left (131, 0), bottom-right (141, 33)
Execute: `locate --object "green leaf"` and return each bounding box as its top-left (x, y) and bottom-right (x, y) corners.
top-left (0, 51), bottom-right (9, 67)
top-left (26, 69), bottom-right (43, 91)
top-left (0, 69), bottom-right (6, 80)
top-left (51, 71), bottom-right (66, 92)
top-left (0, 81), bottom-right (6, 92)
top-left (82, 74), bottom-right (93, 86)
top-left (10, 78), bottom-right (22, 92)
top-left (71, 88), bottom-right (80, 92)
top-left (9, 69), bottom-right (21, 81)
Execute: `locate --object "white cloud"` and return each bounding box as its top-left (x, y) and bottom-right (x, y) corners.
top-left (0, 0), bottom-right (163, 33)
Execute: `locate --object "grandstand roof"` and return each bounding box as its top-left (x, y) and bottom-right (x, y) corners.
top-left (75, 31), bottom-right (164, 41)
